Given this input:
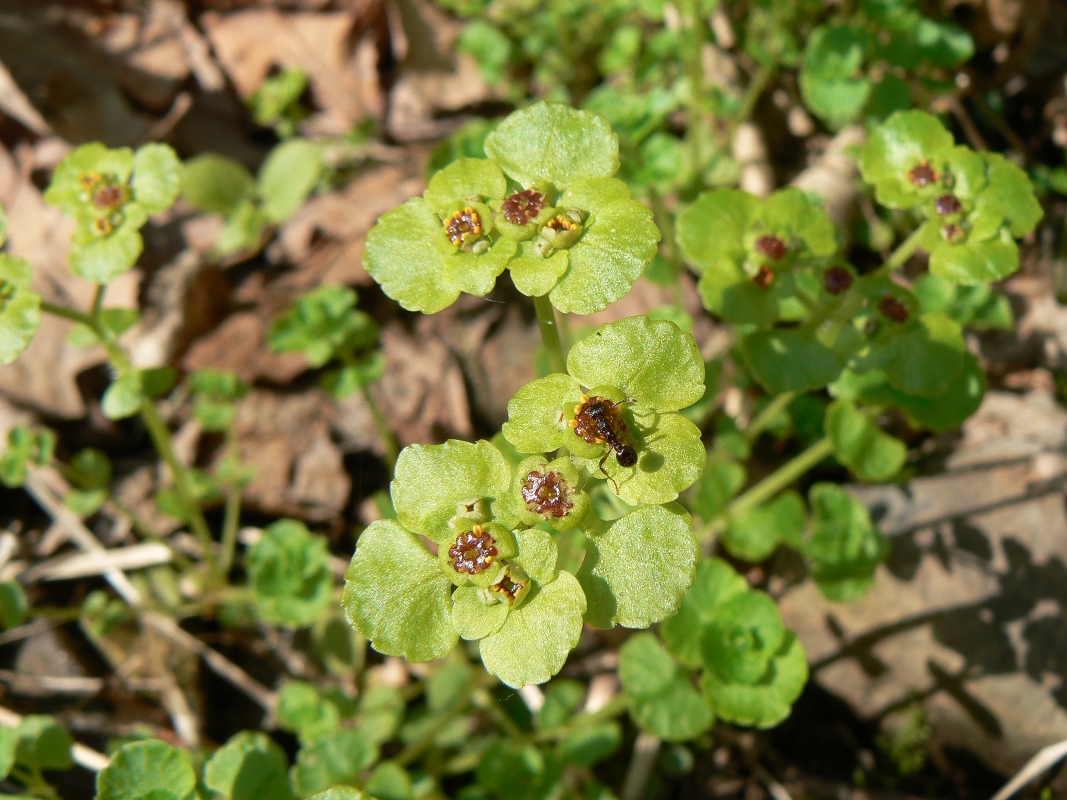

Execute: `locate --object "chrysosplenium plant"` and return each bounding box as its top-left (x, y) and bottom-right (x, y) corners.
top-left (343, 315), bottom-right (705, 689)
top-left (347, 100), bottom-right (1042, 731)
top-left (363, 101), bottom-right (660, 317)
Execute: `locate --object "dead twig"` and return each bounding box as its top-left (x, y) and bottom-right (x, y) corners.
top-left (22, 468), bottom-right (277, 715)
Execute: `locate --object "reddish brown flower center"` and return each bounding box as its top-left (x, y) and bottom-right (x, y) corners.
top-left (941, 222), bottom-right (965, 242)
top-left (823, 266), bottom-right (853, 295)
top-left (906, 160), bottom-right (939, 187)
top-left (521, 470), bottom-right (574, 518)
top-left (933, 194), bottom-right (963, 215)
top-left (750, 265), bottom-right (775, 289)
top-left (92, 183), bottom-right (126, 209)
top-left (754, 234), bottom-right (787, 260)
top-left (445, 206), bottom-right (483, 246)
top-left (878, 296), bottom-right (909, 323)
top-left (501, 189), bottom-right (546, 225)
top-left (448, 525), bottom-right (497, 574)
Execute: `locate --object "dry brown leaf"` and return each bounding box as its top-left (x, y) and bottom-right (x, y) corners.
top-left (63, 0), bottom-right (191, 111)
top-left (231, 389), bottom-right (351, 522)
top-left (202, 7), bottom-right (383, 136)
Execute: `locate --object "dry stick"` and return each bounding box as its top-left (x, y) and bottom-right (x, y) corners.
top-left (989, 738), bottom-right (1067, 800)
top-left (620, 731), bottom-right (661, 800)
top-left (22, 469), bottom-right (277, 714)
top-left (0, 705), bottom-right (109, 772)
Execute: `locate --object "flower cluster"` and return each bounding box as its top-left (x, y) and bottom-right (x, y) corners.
top-left (364, 102), bottom-right (661, 315)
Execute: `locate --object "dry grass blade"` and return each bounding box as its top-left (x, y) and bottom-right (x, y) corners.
top-left (989, 738), bottom-right (1067, 800)
top-left (0, 705), bottom-right (109, 772)
top-left (23, 468), bottom-right (277, 714)
top-left (22, 542), bottom-right (173, 583)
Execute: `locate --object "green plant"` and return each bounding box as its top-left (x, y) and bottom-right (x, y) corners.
top-left (181, 140), bottom-right (324, 257)
top-left (0, 24), bottom-right (1046, 796)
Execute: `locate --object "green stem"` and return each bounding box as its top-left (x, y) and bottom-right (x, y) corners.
top-left (727, 60), bottom-right (777, 144)
top-left (876, 226), bottom-right (925, 277)
top-left (727, 437), bottom-right (833, 520)
top-left (744, 391), bottom-right (796, 443)
top-left (90, 284), bottom-right (106, 319)
top-left (39, 300), bottom-right (216, 561)
top-left (39, 301), bottom-right (89, 326)
top-left (138, 402), bottom-right (215, 557)
top-left (215, 428), bottom-right (242, 584)
top-left (534, 294), bottom-right (567, 374)
top-left (361, 382), bottom-right (400, 472)
top-left (646, 188), bottom-right (685, 310)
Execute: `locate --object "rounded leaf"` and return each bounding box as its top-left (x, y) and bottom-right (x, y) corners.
top-left (660, 558), bottom-right (750, 668)
top-left (423, 158), bottom-right (506, 218)
top-left (806, 483), bottom-right (889, 602)
top-left (203, 731), bottom-right (293, 800)
top-left (96, 739), bottom-right (197, 800)
top-left (722, 491), bottom-right (805, 563)
top-left (391, 439), bottom-right (512, 540)
top-left (0, 255), bottom-right (40, 364)
top-left (578, 505), bottom-right (698, 629)
top-left (484, 102), bottom-right (619, 189)
top-left (290, 730), bottom-right (378, 798)
top-left (742, 327), bottom-right (844, 394)
top-left (342, 520), bottom-right (458, 661)
top-left (182, 154), bottom-right (256, 215)
top-left (676, 189), bottom-right (759, 270)
top-left (132, 143), bottom-right (182, 214)
top-left (702, 632), bottom-right (808, 729)
top-left (620, 633), bottom-right (714, 742)
top-left (567, 316), bottom-right (705, 411)
top-left (878, 312), bottom-right (965, 398)
top-left (825, 399), bottom-right (907, 481)
top-left (258, 139), bottom-right (323, 223)
top-left (479, 571), bottom-right (586, 687)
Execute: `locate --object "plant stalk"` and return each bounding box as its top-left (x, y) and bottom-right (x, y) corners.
top-left (40, 300), bottom-right (216, 560)
top-left (726, 437), bottom-right (834, 521)
top-left (361, 382), bottom-right (400, 472)
top-left (744, 391), bottom-right (796, 443)
top-left (534, 293), bottom-right (567, 374)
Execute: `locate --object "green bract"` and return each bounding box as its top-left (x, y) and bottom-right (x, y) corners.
top-left (860, 110), bottom-right (1041, 284)
top-left (365, 158), bottom-right (512, 313)
top-left (0, 254), bottom-right (41, 365)
top-left (342, 439), bottom-right (585, 687)
top-left (44, 141), bottom-right (181, 283)
top-left (502, 317), bottom-right (705, 505)
top-left (484, 101), bottom-right (620, 190)
top-left (804, 483), bottom-right (889, 601)
top-left (676, 187), bottom-right (836, 327)
top-left (363, 103), bottom-right (660, 315)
